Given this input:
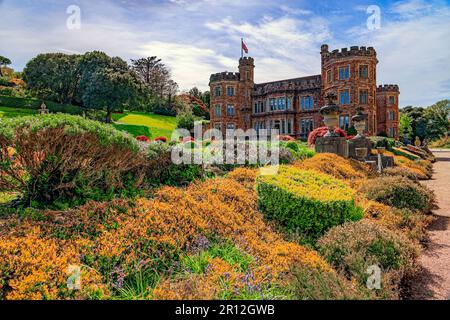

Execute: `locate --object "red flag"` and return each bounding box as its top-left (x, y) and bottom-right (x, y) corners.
top-left (241, 39), bottom-right (248, 54)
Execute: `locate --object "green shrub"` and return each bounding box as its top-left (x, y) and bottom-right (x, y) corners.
top-left (317, 220), bottom-right (419, 299)
top-left (369, 136), bottom-right (396, 151)
top-left (0, 114), bottom-right (145, 207)
top-left (359, 176), bottom-right (434, 212)
top-left (257, 166), bottom-right (363, 243)
top-left (391, 147), bottom-right (420, 161)
top-left (290, 267), bottom-right (371, 300)
top-left (0, 95), bottom-right (83, 115)
top-left (283, 141), bottom-right (316, 160)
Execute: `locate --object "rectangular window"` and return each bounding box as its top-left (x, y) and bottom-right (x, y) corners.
top-left (226, 123), bottom-right (236, 131)
top-left (277, 98), bottom-right (286, 110)
top-left (301, 96), bottom-right (314, 111)
top-left (339, 115), bottom-right (350, 131)
top-left (359, 65), bottom-right (368, 79)
top-left (215, 104), bottom-right (221, 117)
top-left (389, 96), bottom-right (395, 105)
top-left (339, 66), bottom-right (350, 80)
top-left (359, 90), bottom-right (368, 104)
top-left (226, 105), bottom-right (235, 116)
top-left (340, 90), bottom-right (350, 105)
top-left (269, 98), bottom-right (277, 111)
top-left (388, 110), bottom-right (395, 121)
top-left (300, 119), bottom-right (314, 134)
top-left (226, 86), bottom-right (235, 96)
top-left (214, 86), bottom-right (221, 97)
top-left (214, 123), bottom-right (221, 131)
top-left (388, 127), bottom-right (395, 138)
top-left (327, 70), bottom-right (333, 83)
top-left (287, 97), bottom-right (292, 110)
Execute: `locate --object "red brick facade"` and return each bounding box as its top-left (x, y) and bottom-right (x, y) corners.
top-left (209, 44), bottom-right (399, 139)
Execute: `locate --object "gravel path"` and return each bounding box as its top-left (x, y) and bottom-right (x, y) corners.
top-left (408, 149), bottom-right (450, 300)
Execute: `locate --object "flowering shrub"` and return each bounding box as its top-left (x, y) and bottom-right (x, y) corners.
top-left (393, 155), bottom-right (432, 180)
top-left (383, 167), bottom-right (419, 181)
top-left (278, 135), bottom-right (296, 142)
top-left (0, 114), bottom-right (145, 207)
top-left (182, 136), bottom-right (195, 143)
top-left (359, 176), bottom-right (435, 213)
top-left (136, 135), bottom-right (150, 142)
top-left (297, 153), bottom-right (374, 181)
top-left (391, 147), bottom-right (420, 161)
top-left (307, 127), bottom-right (347, 146)
top-left (257, 166), bottom-right (363, 242)
top-left (318, 220), bottom-right (419, 299)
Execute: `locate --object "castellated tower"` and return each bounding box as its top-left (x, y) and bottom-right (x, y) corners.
top-left (376, 84), bottom-right (400, 139)
top-left (209, 57), bottom-right (254, 132)
top-left (321, 44), bottom-right (379, 135)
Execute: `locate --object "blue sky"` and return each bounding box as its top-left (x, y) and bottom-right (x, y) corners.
top-left (0, 0), bottom-right (449, 107)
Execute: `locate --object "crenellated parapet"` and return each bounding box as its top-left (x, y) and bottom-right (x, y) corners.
top-left (376, 84), bottom-right (400, 92)
top-left (209, 71), bottom-right (240, 83)
top-left (321, 44), bottom-right (377, 64)
top-left (239, 56), bottom-right (254, 67)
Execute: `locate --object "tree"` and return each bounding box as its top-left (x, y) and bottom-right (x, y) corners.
top-left (0, 56), bottom-right (12, 78)
top-left (80, 55), bottom-right (139, 122)
top-left (399, 112), bottom-right (413, 139)
top-left (165, 79), bottom-right (179, 110)
top-left (23, 53), bottom-right (80, 104)
top-left (189, 87), bottom-right (202, 99)
top-left (424, 99), bottom-right (450, 140)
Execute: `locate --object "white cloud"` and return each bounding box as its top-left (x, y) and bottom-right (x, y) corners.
top-left (346, 2), bottom-right (450, 107)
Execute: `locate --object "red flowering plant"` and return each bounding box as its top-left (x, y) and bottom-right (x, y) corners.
top-left (136, 135), bottom-right (150, 142)
top-left (278, 135), bottom-right (296, 142)
top-left (154, 136), bottom-right (168, 143)
top-left (182, 136), bottom-right (195, 143)
top-left (307, 127), bottom-right (347, 146)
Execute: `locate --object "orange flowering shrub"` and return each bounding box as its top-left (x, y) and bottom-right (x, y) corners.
top-left (392, 155), bottom-right (431, 180)
top-left (297, 153), bottom-right (375, 183)
top-left (0, 228), bottom-right (108, 300)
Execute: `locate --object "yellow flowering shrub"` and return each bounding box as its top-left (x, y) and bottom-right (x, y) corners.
top-left (257, 166), bottom-right (363, 242)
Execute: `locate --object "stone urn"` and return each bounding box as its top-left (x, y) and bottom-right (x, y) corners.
top-left (320, 93), bottom-right (340, 137)
top-left (351, 109), bottom-right (368, 139)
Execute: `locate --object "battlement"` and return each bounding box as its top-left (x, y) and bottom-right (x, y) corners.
top-left (321, 44), bottom-right (377, 63)
top-left (377, 84), bottom-right (400, 93)
top-left (239, 56), bottom-right (255, 66)
top-left (209, 71), bottom-right (240, 83)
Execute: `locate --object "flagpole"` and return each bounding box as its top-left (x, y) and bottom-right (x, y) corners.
top-left (241, 38), bottom-right (243, 58)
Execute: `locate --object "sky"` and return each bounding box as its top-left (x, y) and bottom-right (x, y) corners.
top-left (0, 0), bottom-right (449, 107)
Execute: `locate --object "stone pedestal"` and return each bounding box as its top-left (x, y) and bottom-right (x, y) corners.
top-left (348, 137), bottom-right (372, 160)
top-left (367, 155), bottom-right (394, 168)
top-left (315, 136), bottom-right (348, 158)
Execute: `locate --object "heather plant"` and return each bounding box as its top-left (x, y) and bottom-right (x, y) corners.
top-left (257, 166), bottom-right (363, 243)
top-left (0, 114), bottom-right (146, 207)
top-left (317, 220), bottom-right (419, 299)
top-left (359, 176), bottom-right (435, 213)
top-left (383, 166), bottom-right (419, 181)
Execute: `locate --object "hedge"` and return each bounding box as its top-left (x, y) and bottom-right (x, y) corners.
top-left (391, 147), bottom-right (420, 161)
top-left (257, 166), bottom-right (363, 243)
top-left (0, 95), bottom-right (83, 115)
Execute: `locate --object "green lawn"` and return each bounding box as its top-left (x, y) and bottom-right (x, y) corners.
top-left (0, 106), bottom-right (177, 140)
top-left (113, 112), bottom-right (177, 139)
top-left (0, 106), bottom-right (37, 118)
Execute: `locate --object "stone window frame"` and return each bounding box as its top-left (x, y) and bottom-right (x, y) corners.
top-left (339, 89), bottom-right (350, 105)
top-left (300, 95), bottom-right (314, 111)
top-left (388, 127), bottom-right (395, 138)
top-left (213, 122), bottom-right (222, 131)
top-left (387, 110), bottom-right (396, 121)
top-left (359, 89), bottom-right (369, 105)
top-left (214, 104), bottom-right (222, 117)
top-left (339, 65), bottom-right (350, 80)
top-left (226, 86), bottom-right (235, 97)
top-left (300, 118), bottom-right (314, 134)
top-left (388, 96), bottom-right (396, 105)
top-left (327, 69), bottom-right (333, 83)
top-left (359, 64), bottom-right (369, 79)
top-left (214, 86), bottom-right (222, 97)
top-left (226, 104), bottom-right (235, 116)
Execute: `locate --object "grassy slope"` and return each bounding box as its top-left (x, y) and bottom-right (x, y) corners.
top-left (113, 112), bottom-right (177, 139)
top-left (0, 106), bottom-right (37, 118)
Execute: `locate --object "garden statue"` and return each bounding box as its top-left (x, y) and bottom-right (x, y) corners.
top-left (39, 102), bottom-right (49, 115)
top-left (348, 109), bottom-right (372, 160)
top-left (351, 108), bottom-right (368, 139)
top-left (415, 136), bottom-right (421, 147)
top-left (315, 93), bottom-right (348, 158)
top-left (320, 93), bottom-right (340, 137)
